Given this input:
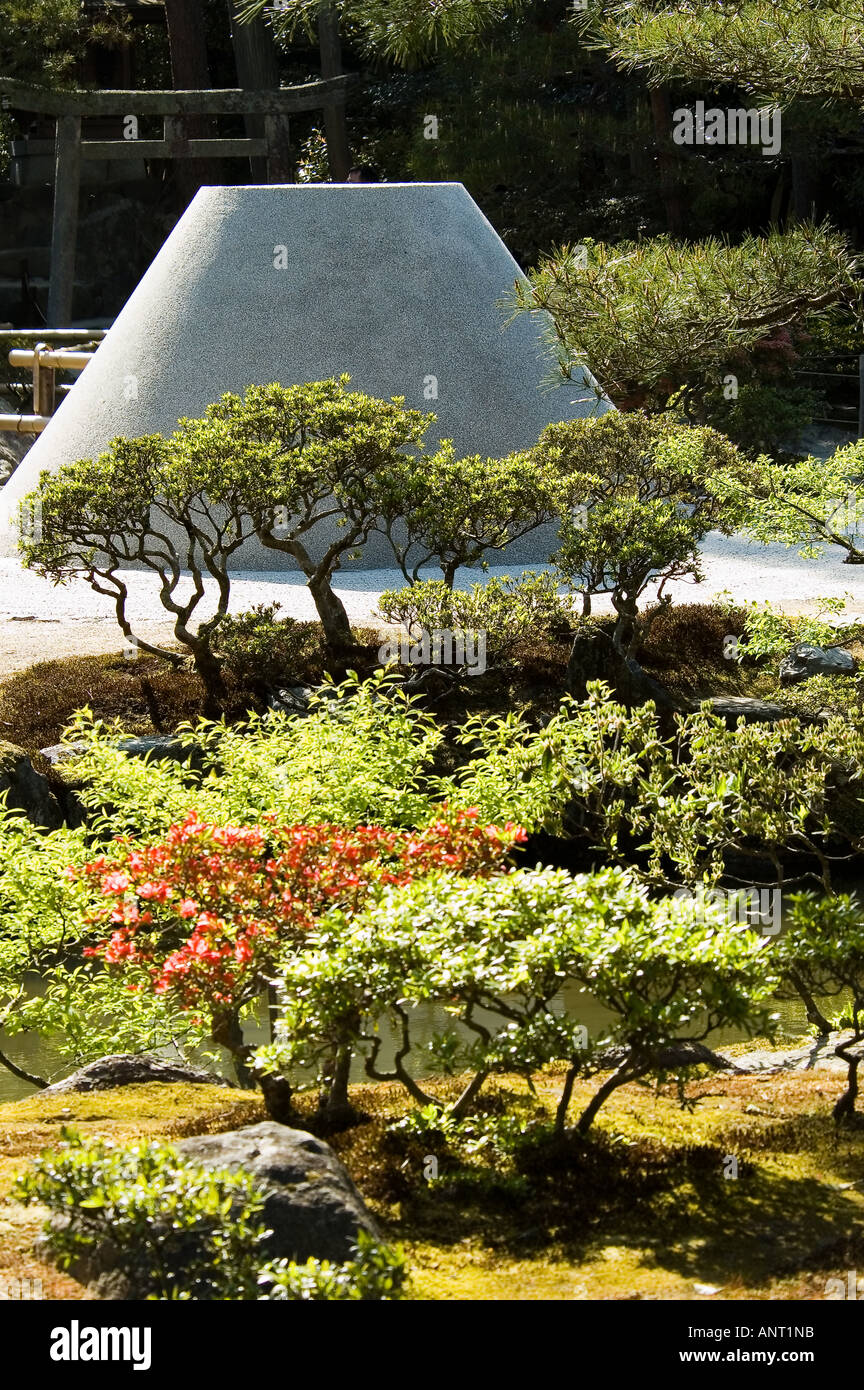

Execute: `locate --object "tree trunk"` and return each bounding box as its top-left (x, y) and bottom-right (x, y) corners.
top-left (555, 1063), bottom-right (578, 1136)
top-left (228, 3), bottom-right (279, 182)
top-left (183, 635), bottom-right (226, 716)
top-left (318, 3), bottom-right (351, 180)
top-left (441, 559), bottom-right (458, 589)
top-left (309, 570), bottom-right (353, 647)
top-left (259, 1070), bottom-right (295, 1124)
top-left (163, 0), bottom-right (222, 207)
top-left (315, 1045), bottom-right (359, 1132)
top-left (833, 1048), bottom-right (860, 1123)
top-left (211, 1005), bottom-right (295, 1120)
top-left (575, 1058), bottom-right (644, 1135)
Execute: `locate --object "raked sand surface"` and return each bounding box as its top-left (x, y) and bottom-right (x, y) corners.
top-left (1, 533), bottom-right (863, 679)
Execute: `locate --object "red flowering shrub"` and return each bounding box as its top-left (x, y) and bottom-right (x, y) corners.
top-left (75, 809), bottom-right (526, 1112)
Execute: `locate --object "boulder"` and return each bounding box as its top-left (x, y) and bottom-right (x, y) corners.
top-left (0, 739), bottom-right (63, 828)
top-left (173, 1123), bottom-right (380, 1265)
top-left (39, 1052), bottom-right (230, 1095)
top-left (689, 696), bottom-right (791, 725)
top-left (51, 1121), bottom-right (380, 1298)
top-left (779, 643), bottom-right (856, 686)
top-left (40, 734), bottom-right (195, 766)
top-left (266, 685), bottom-right (314, 715)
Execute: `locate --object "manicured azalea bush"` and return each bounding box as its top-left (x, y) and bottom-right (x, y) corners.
top-left (377, 571), bottom-right (573, 663)
top-left (378, 443), bottom-right (562, 586)
top-left (215, 605), bottom-right (326, 692)
top-left (15, 1130), bottom-right (405, 1301)
top-left (20, 378), bottom-right (431, 680)
top-left (76, 807), bottom-right (525, 1114)
top-left (257, 867), bottom-right (779, 1135)
top-left (533, 412), bottom-right (753, 650)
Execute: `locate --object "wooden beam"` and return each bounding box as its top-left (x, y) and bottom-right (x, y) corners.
top-left (264, 113), bottom-right (292, 183)
top-left (31, 344), bottom-right (57, 417)
top-left (47, 116), bottom-right (82, 328)
top-left (0, 76), bottom-right (354, 117)
top-left (81, 138), bottom-right (268, 159)
top-left (0, 329), bottom-right (107, 342)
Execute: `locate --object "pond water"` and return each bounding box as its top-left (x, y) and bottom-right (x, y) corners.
top-left (0, 983), bottom-right (827, 1106)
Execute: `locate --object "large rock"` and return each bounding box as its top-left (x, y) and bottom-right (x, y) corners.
top-left (39, 1052), bottom-right (230, 1095)
top-left (51, 1122), bottom-right (380, 1298)
top-left (173, 1123), bottom-right (379, 1264)
top-left (779, 643), bottom-right (856, 686)
top-left (0, 739), bottom-right (63, 827)
top-left (690, 696), bottom-right (791, 725)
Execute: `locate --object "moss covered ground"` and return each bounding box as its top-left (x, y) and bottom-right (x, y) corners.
top-left (1, 1059), bottom-right (861, 1301)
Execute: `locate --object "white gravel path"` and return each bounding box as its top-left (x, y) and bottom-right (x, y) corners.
top-left (0, 533), bottom-right (862, 676)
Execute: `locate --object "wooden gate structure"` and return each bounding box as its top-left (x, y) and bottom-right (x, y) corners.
top-left (0, 69), bottom-right (356, 326)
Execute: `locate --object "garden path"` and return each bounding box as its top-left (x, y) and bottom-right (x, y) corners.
top-left (0, 533), bottom-right (862, 676)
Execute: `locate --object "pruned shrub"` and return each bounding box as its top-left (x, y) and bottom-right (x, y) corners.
top-left (377, 571), bottom-right (574, 663)
top-left (216, 605), bottom-right (326, 691)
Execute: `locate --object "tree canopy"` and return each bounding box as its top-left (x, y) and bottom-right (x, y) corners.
top-left (586, 0), bottom-right (864, 106)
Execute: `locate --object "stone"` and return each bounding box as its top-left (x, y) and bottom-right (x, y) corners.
top-left (40, 734), bottom-right (195, 766)
top-left (0, 183), bottom-right (612, 568)
top-left (0, 738), bottom-right (63, 828)
top-left (778, 643), bottom-right (856, 686)
top-left (266, 685), bottom-right (314, 714)
top-left (39, 1053), bottom-right (230, 1095)
top-left (50, 1121), bottom-right (380, 1298)
top-left (690, 696), bottom-right (791, 724)
top-left (173, 1122), bottom-right (380, 1264)
top-left (718, 1031), bottom-right (864, 1076)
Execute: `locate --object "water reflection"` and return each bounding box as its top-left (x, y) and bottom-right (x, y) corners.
top-left (0, 984), bottom-right (829, 1105)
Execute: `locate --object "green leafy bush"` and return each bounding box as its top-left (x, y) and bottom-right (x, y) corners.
top-left (377, 571), bottom-right (573, 661)
top-left (15, 1130), bottom-right (406, 1300)
top-left (746, 440), bottom-right (864, 565)
top-left (46, 674), bottom-right (864, 885)
top-left (258, 866), bottom-right (778, 1134)
top-left (14, 1130), bottom-right (271, 1300)
top-left (216, 606), bottom-right (326, 691)
top-left (258, 1230), bottom-right (407, 1301)
top-left (720, 593), bottom-right (862, 662)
